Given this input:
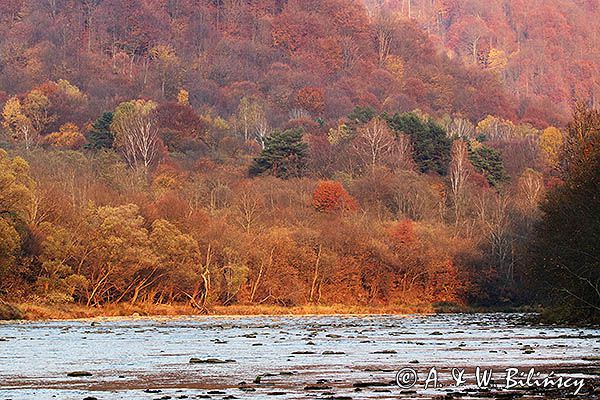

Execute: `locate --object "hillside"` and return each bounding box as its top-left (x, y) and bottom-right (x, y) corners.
top-left (0, 1), bottom-right (598, 320)
top-left (366, 0), bottom-right (600, 126)
top-left (0, 0), bottom-right (516, 126)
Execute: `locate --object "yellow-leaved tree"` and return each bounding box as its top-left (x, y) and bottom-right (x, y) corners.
top-left (149, 219), bottom-right (202, 305)
top-left (0, 150), bottom-right (34, 285)
top-left (539, 126), bottom-right (563, 169)
top-left (150, 44), bottom-right (183, 98)
top-left (2, 97), bottom-right (35, 150)
top-left (22, 89), bottom-right (54, 134)
top-left (177, 89), bottom-right (190, 106)
top-left (487, 48), bottom-right (508, 74)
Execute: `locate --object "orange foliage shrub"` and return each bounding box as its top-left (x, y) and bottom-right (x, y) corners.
top-left (312, 180), bottom-right (357, 212)
top-left (41, 123), bottom-right (85, 149)
top-left (425, 259), bottom-right (462, 303)
top-left (389, 219), bottom-right (418, 248)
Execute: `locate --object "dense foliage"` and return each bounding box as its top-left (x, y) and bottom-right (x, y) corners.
top-left (530, 103), bottom-right (600, 323)
top-left (0, 93), bottom-right (564, 310)
top-left (0, 1), bottom-right (596, 321)
top-left (387, 112), bottom-right (451, 174)
top-left (0, 0), bottom-right (518, 128)
top-left (367, 0), bottom-right (600, 126)
top-left (250, 129), bottom-right (308, 178)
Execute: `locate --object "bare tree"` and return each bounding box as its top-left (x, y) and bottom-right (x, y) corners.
top-left (234, 185), bottom-right (263, 233)
top-left (449, 140), bottom-right (472, 227)
top-left (111, 100), bottom-right (161, 171)
top-left (447, 117), bottom-right (475, 139)
top-left (255, 113), bottom-right (270, 149)
top-left (353, 117), bottom-right (396, 173)
top-left (236, 96), bottom-right (269, 146)
top-left (476, 193), bottom-right (514, 281)
top-left (374, 9), bottom-right (395, 67)
top-left (391, 133), bottom-right (415, 170)
top-left (518, 168), bottom-right (545, 210)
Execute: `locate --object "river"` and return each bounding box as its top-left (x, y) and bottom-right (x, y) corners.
top-left (0, 313), bottom-right (599, 399)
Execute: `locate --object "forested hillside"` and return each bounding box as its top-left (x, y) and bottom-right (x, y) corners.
top-left (0, 0), bottom-right (597, 320)
top-left (0, 0), bottom-right (519, 125)
top-left (366, 0), bottom-right (600, 126)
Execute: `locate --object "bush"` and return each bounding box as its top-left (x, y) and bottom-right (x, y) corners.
top-left (0, 302), bottom-right (24, 320)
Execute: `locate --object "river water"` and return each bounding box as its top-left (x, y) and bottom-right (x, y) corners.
top-left (0, 313), bottom-right (599, 399)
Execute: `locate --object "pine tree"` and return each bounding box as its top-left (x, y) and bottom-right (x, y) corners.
top-left (85, 112), bottom-right (114, 150)
top-left (469, 143), bottom-right (509, 186)
top-left (348, 106), bottom-right (376, 124)
top-left (250, 129), bottom-right (308, 179)
top-left (387, 112), bottom-right (452, 175)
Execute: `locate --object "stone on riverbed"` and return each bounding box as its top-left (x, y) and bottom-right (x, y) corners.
top-left (66, 371), bottom-right (93, 377)
top-left (304, 384), bottom-right (332, 390)
top-left (189, 358), bottom-right (236, 364)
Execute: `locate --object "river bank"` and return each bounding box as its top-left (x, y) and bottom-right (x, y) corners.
top-left (0, 301), bottom-right (541, 321)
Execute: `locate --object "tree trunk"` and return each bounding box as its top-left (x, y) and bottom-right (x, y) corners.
top-left (309, 245), bottom-right (322, 303)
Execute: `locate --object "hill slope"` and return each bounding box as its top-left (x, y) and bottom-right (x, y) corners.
top-left (365, 0), bottom-right (600, 125)
top-left (0, 0), bottom-right (516, 127)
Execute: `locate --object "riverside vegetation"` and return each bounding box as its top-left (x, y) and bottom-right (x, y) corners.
top-left (0, 0), bottom-right (598, 324)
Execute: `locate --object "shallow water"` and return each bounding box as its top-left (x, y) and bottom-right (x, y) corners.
top-left (0, 313), bottom-right (599, 399)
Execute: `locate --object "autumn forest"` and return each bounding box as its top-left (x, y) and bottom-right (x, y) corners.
top-left (0, 0), bottom-right (598, 323)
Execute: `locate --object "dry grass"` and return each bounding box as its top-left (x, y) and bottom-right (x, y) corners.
top-left (8, 301), bottom-right (443, 321)
top-left (209, 303), bottom-right (436, 316)
top-left (15, 303), bottom-right (198, 321)
top-left (4, 301), bottom-right (537, 321)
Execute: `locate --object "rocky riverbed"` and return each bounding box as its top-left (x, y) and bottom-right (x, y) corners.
top-left (0, 313), bottom-right (599, 399)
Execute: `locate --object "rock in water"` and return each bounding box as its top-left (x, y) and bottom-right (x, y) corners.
top-left (189, 358), bottom-right (236, 364)
top-left (67, 371), bottom-right (93, 377)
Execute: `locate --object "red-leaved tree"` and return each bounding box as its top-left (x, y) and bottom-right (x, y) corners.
top-left (312, 180), bottom-right (357, 212)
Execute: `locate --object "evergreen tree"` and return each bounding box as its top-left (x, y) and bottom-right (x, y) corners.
top-left (348, 106), bottom-right (376, 124)
top-left (469, 144), bottom-right (509, 186)
top-left (85, 112), bottom-right (114, 150)
top-left (250, 128), bottom-right (308, 179)
top-left (387, 112), bottom-right (452, 175)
